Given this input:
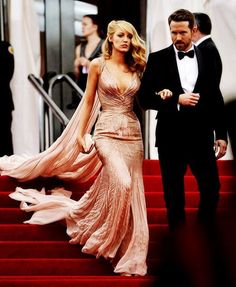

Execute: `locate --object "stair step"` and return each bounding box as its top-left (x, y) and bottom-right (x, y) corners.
top-left (1, 206), bottom-right (235, 226)
top-left (0, 176), bottom-right (63, 191)
top-left (0, 223), bottom-right (69, 241)
top-left (0, 258), bottom-right (159, 276)
top-left (0, 208), bottom-right (167, 224)
top-left (0, 258), bottom-right (114, 276)
top-left (0, 160), bottom-right (236, 192)
top-left (1, 191), bottom-right (235, 208)
top-left (0, 241), bottom-right (159, 259)
top-left (143, 175), bottom-right (236, 192)
top-left (0, 223), bottom-right (167, 242)
top-left (142, 159), bottom-right (236, 175)
top-left (1, 175), bottom-right (235, 194)
top-left (63, 175), bottom-right (236, 193)
top-left (0, 276), bottom-right (158, 287)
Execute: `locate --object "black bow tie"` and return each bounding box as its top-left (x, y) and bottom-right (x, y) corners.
top-left (178, 50), bottom-right (195, 60)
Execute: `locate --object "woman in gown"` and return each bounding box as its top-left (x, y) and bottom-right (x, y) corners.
top-left (0, 20), bottom-right (148, 276)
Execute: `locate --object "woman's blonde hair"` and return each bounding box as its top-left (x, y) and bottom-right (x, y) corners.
top-left (102, 20), bottom-right (146, 75)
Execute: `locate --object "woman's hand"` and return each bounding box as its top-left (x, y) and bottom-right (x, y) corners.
top-left (79, 57), bottom-right (90, 68)
top-left (77, 135), bottom-right (86, 153)
top-left (74, 57), bottom-right (90, 75)
top-left (77, 134), bottom-right (94, 154)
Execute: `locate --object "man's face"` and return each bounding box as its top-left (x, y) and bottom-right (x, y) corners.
top-left (170, 21), bottom-right (193, 51)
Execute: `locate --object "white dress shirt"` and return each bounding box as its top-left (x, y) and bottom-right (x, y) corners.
top-left (174, 45), bottom-right (198, 93)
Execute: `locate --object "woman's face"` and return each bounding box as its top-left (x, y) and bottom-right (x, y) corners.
top-left (109, 28), bottom-right (132, 53)
top-left (82, 17), bottom-right (98, 37)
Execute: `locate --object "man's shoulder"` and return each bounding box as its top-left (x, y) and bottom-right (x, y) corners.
top-left (198, 38), bottom-right (221, 59)
top-left (198, 38), bottom-right (217, 50)
top-left (149, 45), bottom-right (172, 58)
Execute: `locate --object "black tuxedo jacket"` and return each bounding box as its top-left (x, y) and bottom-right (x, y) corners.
top-left (138, 44), bottom-right (227, 151)
top-left (0, 41), bottom-right (14, 113)
top-left (197, 38), bottom-right (222, 86)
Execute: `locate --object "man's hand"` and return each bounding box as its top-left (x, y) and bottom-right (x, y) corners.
top-left (214, 139), bottom-right (227, 159)
top-left (179, 92), bottom-right (200, 106)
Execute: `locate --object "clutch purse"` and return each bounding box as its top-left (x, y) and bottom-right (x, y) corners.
top-left (83, 133), bottom-right (95, 154)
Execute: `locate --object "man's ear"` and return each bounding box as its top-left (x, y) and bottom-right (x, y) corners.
top-left (191, 26), bottom-right (198, 40)
top-left (192, 25), bottom-right (198, 33)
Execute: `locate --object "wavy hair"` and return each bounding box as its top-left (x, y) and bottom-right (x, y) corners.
top-left (102, 20), bottom-right (146, 76)
top-left (168, 9), bottom-right (195, 30)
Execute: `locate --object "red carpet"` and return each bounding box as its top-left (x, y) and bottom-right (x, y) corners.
top-left (0, 160), bottom-right (235, 286)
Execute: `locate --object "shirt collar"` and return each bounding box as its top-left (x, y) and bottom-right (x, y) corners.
top-left (173, 44), bottom-right (195, 56)
top-left (194, 35), bottom-right (211, 46)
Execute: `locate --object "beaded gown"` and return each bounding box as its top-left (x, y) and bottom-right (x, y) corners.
top-left (0, 58), bottom-right (149, 276)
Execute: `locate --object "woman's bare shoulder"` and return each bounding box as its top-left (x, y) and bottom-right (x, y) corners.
top-left (75, 44), bottom-right (81, 56)
top-left (90, 57), bottom-right (105, 73)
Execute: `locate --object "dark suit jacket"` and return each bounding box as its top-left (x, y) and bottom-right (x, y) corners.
top-left (138, 44), bottom-right (227, 152)
top-left (0, 41), bottom-right (15, 113)
top-left (197, 38), bottom-right (222, 86)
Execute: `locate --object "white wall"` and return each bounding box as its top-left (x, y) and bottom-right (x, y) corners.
top-left (9, 0), bottom-right (41, 155)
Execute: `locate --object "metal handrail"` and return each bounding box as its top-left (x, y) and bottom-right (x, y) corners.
top-left (47, 73), bottom-right (83, 144)
top-left (28, 73), bottom-right (69, 127)
top-left (48, 73), bottom-right (84, 100)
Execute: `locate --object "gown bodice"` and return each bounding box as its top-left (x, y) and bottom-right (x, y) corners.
top-left (97, 62), bottom-right (140, 113)
top-left (94, 60), bottom-right (142, 141)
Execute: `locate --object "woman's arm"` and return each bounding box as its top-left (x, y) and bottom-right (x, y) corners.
top-left (76, 58), bottom-right (100, 152)
top-left (74, 45), bottom-right (81, 76)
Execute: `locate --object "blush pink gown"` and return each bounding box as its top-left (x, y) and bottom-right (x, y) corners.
top-left (0, 58), bottom-right (149, 276)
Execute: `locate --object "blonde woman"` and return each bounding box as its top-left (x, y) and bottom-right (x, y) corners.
top-left (0, 20), bottom-right (148, 276)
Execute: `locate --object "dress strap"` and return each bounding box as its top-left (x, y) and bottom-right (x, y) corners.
top-left (80, 41), bottom-right (87, 57)
top-left (89, 39), bottom-right (104, 60)
top-left (98, 56), bottom-right (106, 73)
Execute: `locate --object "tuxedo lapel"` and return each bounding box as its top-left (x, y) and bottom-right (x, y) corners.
top-left (193, 46), bottom-right (203, 93)
top-left (167, 45), bottom-right (183, 92)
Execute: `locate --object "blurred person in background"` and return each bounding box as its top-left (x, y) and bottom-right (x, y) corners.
top-left (0, 40), bottom-right (14, 156)
top-left (67, 14), bottom-right (104, 109)
top-left (192, 12), bottom-right (222, 86)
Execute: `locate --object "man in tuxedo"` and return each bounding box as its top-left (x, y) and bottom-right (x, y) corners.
top-left (192, 12), bottom-right (236, 163)
top-left (0, 40), bottom-right (15, 156)
top-left (138, 9), bottom-right (228, 231)
top-left (192, 12), bottom-right (222, 86)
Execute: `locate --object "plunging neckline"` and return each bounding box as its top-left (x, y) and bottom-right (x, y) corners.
top-left (104, 62), bottom-right (135, 95)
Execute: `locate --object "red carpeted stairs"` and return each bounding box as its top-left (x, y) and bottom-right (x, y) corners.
top-left (0, 160), bottom-right (235, 286)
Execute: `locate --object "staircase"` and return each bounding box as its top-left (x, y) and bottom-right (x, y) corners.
top-left (0, 160), bottom-right (235, 286)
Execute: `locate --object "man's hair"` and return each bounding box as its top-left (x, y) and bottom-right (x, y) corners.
top-left (193, 12), bottom-right (212, 35)
top-left (83, 14), bottom-right (104, 38)
top-left (168, 9), bottom-right (195, 30)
